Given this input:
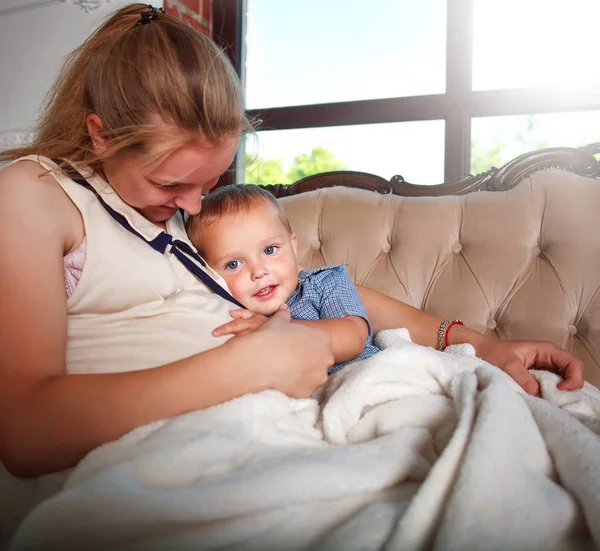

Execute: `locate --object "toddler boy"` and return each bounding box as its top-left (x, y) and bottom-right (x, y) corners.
top-left (187, 185), bottom-right (380, 372)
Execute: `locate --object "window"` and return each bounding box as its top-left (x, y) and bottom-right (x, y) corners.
top-left (471, 112), bottom-right (600, 175)
top-left (245, 0), bottom-right (447, 109)
top-left (472, 0), bottom-right (600, 92)
top-left (245, 121), bottom-right (445, 186)
top-left (214, 0), bottom-right (600, 186)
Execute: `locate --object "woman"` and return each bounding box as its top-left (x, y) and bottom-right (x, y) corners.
top-left (0, 3), bottom-right (583, 478)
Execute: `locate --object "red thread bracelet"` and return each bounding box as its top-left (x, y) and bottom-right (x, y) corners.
top-left (444, 320), bottom-right (464, 349)
top-left (438, 319), bottom-right (464, 351)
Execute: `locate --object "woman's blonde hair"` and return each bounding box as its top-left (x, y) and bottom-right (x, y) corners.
top-left (0, 3), bottom-right (253, 172)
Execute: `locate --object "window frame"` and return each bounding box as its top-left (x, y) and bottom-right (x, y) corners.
top-left (213, 0), bottom-right (600, 184)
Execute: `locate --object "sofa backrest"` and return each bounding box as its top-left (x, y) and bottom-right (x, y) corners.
top-left (279, 168), bottom-right (600, 387)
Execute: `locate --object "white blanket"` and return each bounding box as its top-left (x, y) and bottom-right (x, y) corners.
top-left (7, 330), bottom-right (600, 551)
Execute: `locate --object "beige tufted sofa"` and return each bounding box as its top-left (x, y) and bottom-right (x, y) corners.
top-left (271, 146), bottom-right (600, 388)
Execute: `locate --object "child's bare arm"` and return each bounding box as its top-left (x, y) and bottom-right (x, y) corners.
top-left (292, 316), bottom-right (368, 364)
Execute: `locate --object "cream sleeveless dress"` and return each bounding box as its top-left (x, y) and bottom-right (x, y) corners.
top-left (17, 155), bottom-right (234, 374)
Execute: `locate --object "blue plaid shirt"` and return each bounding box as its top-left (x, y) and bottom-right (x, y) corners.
top-left (286, 264), bottom-right (380, 373)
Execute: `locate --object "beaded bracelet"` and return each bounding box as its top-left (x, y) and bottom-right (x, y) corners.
top-left (438, 319), bottom-right (464, 351)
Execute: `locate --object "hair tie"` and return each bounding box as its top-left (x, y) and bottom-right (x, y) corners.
top-left (136, 5), bottom-right (166, 26)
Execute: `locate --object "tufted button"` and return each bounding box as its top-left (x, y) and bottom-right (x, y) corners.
top-left (311, 239), bottom-right (321, 251)
top-left (532, 246), bottom-right (542, 257)
top-left (452, 242), bottom-right (463, 254)
top-left (568, 324), bottom-right (578, 336)
top-left (486, 318), bottom-right (497, 330)
top-left (382, 242), bottom-right (391, 253)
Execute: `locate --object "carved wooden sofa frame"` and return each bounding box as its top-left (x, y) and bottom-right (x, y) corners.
top-left (260, 143), bottom-right (600, 197)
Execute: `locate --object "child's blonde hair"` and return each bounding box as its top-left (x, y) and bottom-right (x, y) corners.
top-left (0, 3), bottom-right (253, 173)
top-left (188, 184), bottom-right (292, 253)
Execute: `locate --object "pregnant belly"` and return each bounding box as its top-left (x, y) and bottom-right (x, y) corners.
top-left (66, 290), bottom-right (233, 374)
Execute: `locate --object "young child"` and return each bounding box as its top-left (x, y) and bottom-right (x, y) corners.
top-left (187, 185), bottom-right (380, 372)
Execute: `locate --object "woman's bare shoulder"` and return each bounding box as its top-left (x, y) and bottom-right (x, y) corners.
top-left (0, 160), bottom-right (83, 251)
top-left (0, 159), bottom-right (64, 192)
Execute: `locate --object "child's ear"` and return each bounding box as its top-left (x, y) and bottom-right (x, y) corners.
top-left (291, 233), bottom-right (298, 257)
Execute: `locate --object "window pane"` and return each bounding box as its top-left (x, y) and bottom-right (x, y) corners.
top-left (245, 0), bottom-right (447, 109)
top-left (472, 0), bottom-right (600, 91)
top-left (244, 121), bottom-right (445, 186)
top-left (471, 111), bottom-right (600, 174)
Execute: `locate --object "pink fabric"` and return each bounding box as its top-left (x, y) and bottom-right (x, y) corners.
top-left (64, 238), bottom-right (86, 297)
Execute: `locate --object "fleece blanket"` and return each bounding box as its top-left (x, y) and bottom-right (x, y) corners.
top-left (5, 330), bottom-right (600, 551)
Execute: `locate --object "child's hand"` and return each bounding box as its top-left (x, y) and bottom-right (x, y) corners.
top-left (212, 307), bottom-right (273, 337)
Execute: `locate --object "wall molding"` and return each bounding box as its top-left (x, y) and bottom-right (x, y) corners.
top-left (0, 0), bottom-right (66, 17)
top-left (0, 0), bottom-right (113, 16)
top-left (70, 0), bottom-right (113, 13)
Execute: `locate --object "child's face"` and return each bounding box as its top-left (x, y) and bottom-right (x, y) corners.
top-left (200, 202), bottom-right (299, 315)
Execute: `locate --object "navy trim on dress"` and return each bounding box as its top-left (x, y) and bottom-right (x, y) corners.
top-left (54, 159), bottom-right (245, 309)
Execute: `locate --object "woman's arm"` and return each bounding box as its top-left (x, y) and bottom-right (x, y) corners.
top-left (1, 316), bottom-right (329, 477)
top-left (355, 285), bottom-right (488, 350)
top-left (355, 285), bottom-right (443, 347)
top-left (356, 285), bottom-right (584, 395)
top-left (0, 166), bottom-right (333, 477)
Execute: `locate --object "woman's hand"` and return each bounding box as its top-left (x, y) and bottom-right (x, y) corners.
top-left (357, 285), bottom-right (586, 396)
top-left (214, 307), bottom-right (366, 365)
top-left (231, 305), bottom-right (334, 398)
top-left (476, 336), bottom-right (585, 396)
top-left (212, 308), bottom-right (269, 337)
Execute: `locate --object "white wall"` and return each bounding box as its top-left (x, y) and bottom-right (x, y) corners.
top-left (0, 0), bottom-right (162, 150)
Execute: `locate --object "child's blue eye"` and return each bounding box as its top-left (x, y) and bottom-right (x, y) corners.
top-left (264, 246), bottom-right (277, 255)
top-left (226, 260), bottom-right (240, 270)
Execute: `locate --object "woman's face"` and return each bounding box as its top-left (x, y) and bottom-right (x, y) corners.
top-left (102, 135), bottom-right (239, 223)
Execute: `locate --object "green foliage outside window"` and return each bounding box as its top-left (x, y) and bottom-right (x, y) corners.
top-left (245, 146), bottom-right (346, 185)
top-left (470, 115), bottom-right (600, 175)
top-left (244, 119), bottom-right (600, 185)
top-left (471, 116), bottom-right (550, 175)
